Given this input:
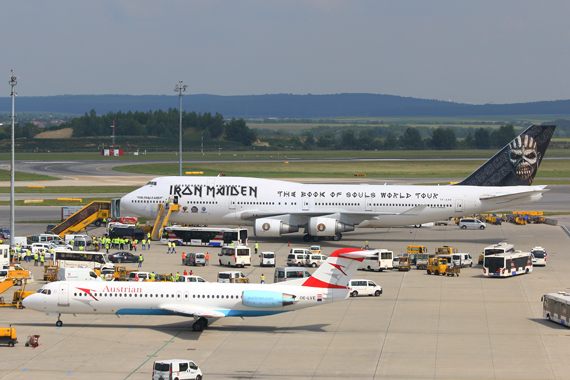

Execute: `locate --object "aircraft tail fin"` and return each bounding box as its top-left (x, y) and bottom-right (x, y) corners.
top-left (301, 248), bottom-right (368, 289)
top-left (455, 124), bottom-right (556, 186)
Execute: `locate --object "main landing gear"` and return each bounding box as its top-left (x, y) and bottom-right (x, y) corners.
top-left (192, 317), bottom-right (208, 332)
top-left (303, 233), bottom-right (342, 242)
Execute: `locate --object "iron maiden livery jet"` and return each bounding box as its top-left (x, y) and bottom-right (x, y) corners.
top-left (24, 248), bottom-right (368, 331)
top-left (121, 124), bottom-right (555, 241)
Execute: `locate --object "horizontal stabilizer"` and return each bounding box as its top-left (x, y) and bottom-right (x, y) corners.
top-left (160, 304), bottom-right (226, 318)
top-left (480, 188), bottom-right (548, 203)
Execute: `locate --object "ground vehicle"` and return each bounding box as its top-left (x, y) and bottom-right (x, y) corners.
top-left (30, 234), bottom-right (64, 244)
top-left (219, 245), bottom-right (251, 267)
top-left (11, 237), bottom-right (27, 247)
top-left (184, 252), bottom-right (206, 266)
top-left (274, 267), bottom-right (311, 283)
top-left (0, 228), bottom-right (10, 239)
top-left (483, 252), bottom-right (532, 277)
top-left (359, 249), bottom-right (393, 271)
top-left (542, 292), bottom-right (570, 326)
top-left (287, 248), bottom-right (311, 266)
top-left (392, 256), bottom-right (400, 268)
top-left (31, 243), bottom-right (57, 255)
top-left (45, 224), bottom-right (57, 234)
top-left (305, 253), bottom-right (327, 267)
top-left (407, 245), bottom-right (427, 255)
top-left (479, 242), bottom-right (515, 265)
top-left (259, 252), bottom-right (276, 267)
top-left (100, 267), bottom-right (115, 281)
top-left (73, 236), bottom-right (94, 251)
top-left (348, 279), bottom-right (382, 297)
top-left (217, 271), bottom-right (248, 283)
top-left (177, 275), bottom-right (207, 283)
top-left (415, 253), bottom-right (433, 270)
top-left (154, 274), bottom-right (175, 282)
top-left (152, 359), bottom-right (202, 380)
top-left (531, 247), bottom-right (547, 266)
top-left (108, 251), bottom-right (140, 264)
top-left (128, 272), bottom-right (151, 281)
top-left (107, 225), bottom-right (145, 241)
top-left (55, 250), bottom-right (112, 270)
top-left (0, 245), bottom-right (10, 267)
top-left (398, 256), bottom-right (410, 271)
top-left (309, 245), bottom-right (322, 254)
top-left (458, 218), bottom-right (486, 230)
top-left (57, 267), bottom-right (101, 281)
top-left (0, 327), bottom-right (17, 347)
top-left (64, 234), bottom-right (89, 244)
top-left (435, 246), bottom-right (457, 255)
top-left (452, 253), bottom-right (473, 268)
top-left (162, 226), bottom-right (248, 247)
top-left (427, 257), bottom-right (449, 275)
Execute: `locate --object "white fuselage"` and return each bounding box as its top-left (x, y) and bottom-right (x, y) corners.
top-left (24, 281), bottom-right (345, 317)
top-left (120, 176), bottom-right (545, 229)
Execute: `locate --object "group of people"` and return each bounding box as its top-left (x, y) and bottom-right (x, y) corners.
top-left (10, 244), bottom-right (53, 266)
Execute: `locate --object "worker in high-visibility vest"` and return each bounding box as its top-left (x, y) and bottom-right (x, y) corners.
top-left (142, 238), bottom-right (146, 250)
top-left (260, 274), bottom-right (265, 284)
top-left (255, 242), bottom-right (259, 255)
top-left (40, 254), bottom-right (45, 266)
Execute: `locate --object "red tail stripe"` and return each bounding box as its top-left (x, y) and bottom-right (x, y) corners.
top-left (302, 276), bottom-right (346, 289)
top-left (329, 248), bottom-right (365, 260)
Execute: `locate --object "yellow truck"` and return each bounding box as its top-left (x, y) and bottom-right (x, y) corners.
top-left (426, 257), bottom-right (460, 276)
top-left (398, 256), bottom-right (410, 271)
top-left (0, 327), bottom-right (17, 347)
top-left (435, 246), bottom-right (457, 255)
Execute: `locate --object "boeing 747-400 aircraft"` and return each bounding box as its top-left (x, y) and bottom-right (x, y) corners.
top-left (120, 124), bottom-right (555, 241)
top-left (24, 248), bottom-right (369, 331)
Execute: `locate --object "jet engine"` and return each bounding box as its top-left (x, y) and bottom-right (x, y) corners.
top-left (308, 217), bottom-right (354, 237)
top-left (242, 290), bottom-right (297, 308)
top-left (254, 219), bottom-right (299, 237)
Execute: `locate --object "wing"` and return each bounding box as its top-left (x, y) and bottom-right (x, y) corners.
top-left (479, 187), bottom-right (549, 204)
top-left (160, 304), bottom-right (226, 318)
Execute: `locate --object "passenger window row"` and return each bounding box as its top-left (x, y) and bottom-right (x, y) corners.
top-left (73, 292), bottom-right (241, 299)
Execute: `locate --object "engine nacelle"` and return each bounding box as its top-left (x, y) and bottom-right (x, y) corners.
top-left (242, 290), bottom-right (297, 308)
top-left (254, 219), bottom-right (299, 237)
top-left (308, 217), bottom-right (355, 236)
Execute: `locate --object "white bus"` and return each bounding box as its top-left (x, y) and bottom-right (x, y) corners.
top-left (359, 249), bottom-right (393, 272)
top-left (483, 252), bottom-right (532, 277)
top-left (542, 292), bottom-right (570, 327)
top-left (218, 246), bottom-right (251, 268)
top-left (162, 226), bottom-right (248, 247)
top-left (55, 250), bottom-right (112, 271)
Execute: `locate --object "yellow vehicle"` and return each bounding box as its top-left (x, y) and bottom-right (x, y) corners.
top-left (0, 327), bottom-right (17, 347)
top-left (155, 274), bottom-right (175, 282)
top-left (407, 245), bottom-right (427, 255)
top-left (398, 256), bottom-right (410, 271)
top-left (427, 257), bottom-right (449, 275)
top-left (435, 246), bottom-right (457, 255)
top-left (310, 245), bottom-right (322, 254)
top-left (43, 265), bottom-right (59, 282)
top-left (110, 266), bottom-right (136, 281)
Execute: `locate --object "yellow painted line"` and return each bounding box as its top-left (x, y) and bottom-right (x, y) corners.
top-left (23, 199), bottom-right (43, 204)
top-left (185, 172), bottom-right (204, 175)
top-left (27, 185), bottom-right (45, 188)
top-left (57, 198), bottom-right (82, 202)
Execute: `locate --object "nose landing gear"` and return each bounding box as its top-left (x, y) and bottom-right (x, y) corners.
top-left (55, 314), bottom-right (63, 327)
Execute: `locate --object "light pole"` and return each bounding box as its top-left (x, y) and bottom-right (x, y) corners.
top-left (9, 71), bottom-right (17, 252)
top-left (174, 81), bottom-right (187, 176)
top-left (219, 147), bottom-right (222, 156)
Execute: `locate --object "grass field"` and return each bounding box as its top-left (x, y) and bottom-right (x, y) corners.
top-left (0, 169), bottom-right (60, 181)
top-left (113, 159), bottom-right (570, 179)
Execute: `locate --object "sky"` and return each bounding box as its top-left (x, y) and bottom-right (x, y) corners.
top-left (2, 0), bottom-right (570, 105)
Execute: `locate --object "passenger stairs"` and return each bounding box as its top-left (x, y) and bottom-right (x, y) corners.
top-left (52, 201), bottom-right (111, 238)
top-left (151, 203), bottom-right (179, 241)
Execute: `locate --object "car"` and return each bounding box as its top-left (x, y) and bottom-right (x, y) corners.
top-left (348, 279), bottom-right (383, 297)
top-left (458, 218), bottom-right (487, 230)
top-left (392, 257), bottom-right (400, 268)
top-left (108, 251), bottom-right (140, 263)
top-left (31, 243), bottom-right (58, 254)
top-left (153, 359), bottom-right (202, 380)
top-left (0, 228), bottom-right (10, 239)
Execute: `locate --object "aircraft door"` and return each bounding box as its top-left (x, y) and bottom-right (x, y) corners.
top-left (57, 283), bottom-right (69, 306)
top-left (302, 198), bottom-right (309, 211)
top-left (229, 197), bottom-right (236, 210)
top-left (455, 199), bottom-right (463, 213)
top-left (365, 197), bottom-right (372, 211)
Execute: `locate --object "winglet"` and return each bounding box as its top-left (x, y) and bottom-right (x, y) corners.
top-left (456, 124), bottom-right (556, 186)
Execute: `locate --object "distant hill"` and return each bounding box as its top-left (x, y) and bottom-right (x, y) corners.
top-left (0, 93), bottom-right (569, 118)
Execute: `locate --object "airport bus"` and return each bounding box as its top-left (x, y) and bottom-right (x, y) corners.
top-left (162, 226), bottom-right (248, 247)
top-left (482, 252), bottom-right (532, 277)
top-left (54, 250), bottom-right (112, 271)
top-left (359, 249), bottom-right (393, 271)
top-left (542, 292), bottom-right (570, 326)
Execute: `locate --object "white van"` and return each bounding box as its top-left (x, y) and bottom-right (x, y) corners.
top-left (184, 252), bottom-right (206, 266)
top-left (64, 234), bottom-right (89, 244)
top-left (219, 246), bottom-right (251, 268)
top-left (305, 253), bottom-right (326, 267)
top-left (348, 279), bottom-right (382, 297)
top-left (31, 243), bottom-right (57, 254)
top-left (259, 252), bottom-right (276, 267)
top-left (152, 359), bottom-right (202, 380)
top-left (359, 249), bottom-right (393, 271)
top-left (287, 248), bottom-right (310, 266)
top-left (57, 267), bottom-right (101, 281)
top-left (458, 218), bottom-right (487, 230)
top-left (217, 271), bottom-right (247, 283)
top-left (274, 267), bottom-right (311, 283)
top-left (0, 245), bottom-right (10, 267)
top-left (73, 236), bottom-right (94, 251)
top-left (11, 237), bottom-right (28, 247)
top-left (452, 253), bottom-right (473, 268)
top-left (128, 271), bottom-right (151, 281)
top-left (177, 275), bottom-right (207, 283)
top-left (531, 247), bottom-right (547, 266)
top-left (30, 234), bottom-right (64, 244)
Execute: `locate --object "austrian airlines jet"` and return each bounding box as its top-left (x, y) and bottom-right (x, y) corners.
top-left (23, 248), bottom-right (368, 331)
top-left (121, 124), bottom-right (555, 241)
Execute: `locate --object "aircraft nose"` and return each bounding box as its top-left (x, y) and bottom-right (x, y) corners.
top-left (22, 294), bottom-right (35, 309)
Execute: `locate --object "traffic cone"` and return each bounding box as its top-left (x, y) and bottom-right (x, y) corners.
top-left (410, 229), bottom-right (412, 233)
top-left (288, 242), bottom-right (290, 247)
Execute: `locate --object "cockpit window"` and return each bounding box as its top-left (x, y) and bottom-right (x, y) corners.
top-left (37, 288), bottom-right (51, 295)
top-left (145, 181), bottom-right (157, 186)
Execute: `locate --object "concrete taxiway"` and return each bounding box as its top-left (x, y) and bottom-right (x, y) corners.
top-left (1, 220), bottom-right (570, 379)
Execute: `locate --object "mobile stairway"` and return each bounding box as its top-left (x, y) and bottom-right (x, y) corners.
top-left (151, 202), bottom-right (179, 241)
